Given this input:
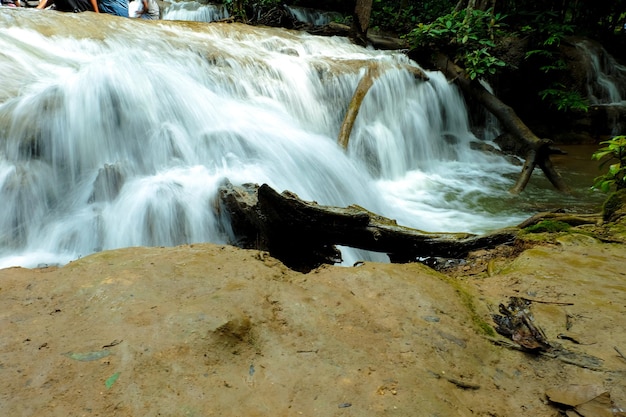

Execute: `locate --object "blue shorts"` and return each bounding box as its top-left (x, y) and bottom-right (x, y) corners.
top-left (98, 0), bottom-right (128, 16)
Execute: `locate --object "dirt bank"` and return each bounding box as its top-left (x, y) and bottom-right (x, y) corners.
top-left (1, 225), bottom-right (625, 416)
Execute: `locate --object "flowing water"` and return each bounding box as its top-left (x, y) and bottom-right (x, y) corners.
top-left (160, 1), bottom-right (228, 23)
top-left (0, 9), bottom-right (603, 269)
top-left (575, 38), bottom-right (626, 135)
top-left (575, 39), bottom-right (626, 105)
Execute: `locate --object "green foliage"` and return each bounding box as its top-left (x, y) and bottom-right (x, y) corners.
top-left (222, 0), bottom-right (281, 20)
top-left (464, 48), bottom-right (507, 80)
top-left (370, 0), bottom-right (456, 34)
top-left (521, 13), bottom-right (589, 112)
top-left (592, 136), bottom-right (626, 192)
top-left (539, 87), bottom-right (589, 112)
top-left (406, 8), bottom-right (507, 80)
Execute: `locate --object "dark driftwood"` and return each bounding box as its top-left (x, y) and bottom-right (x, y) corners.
top-left (218, 181), bottom-right (518, 271)
top-left (432, 53), bottom-right (570, 194)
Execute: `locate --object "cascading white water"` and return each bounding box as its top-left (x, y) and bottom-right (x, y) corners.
top-left (575, 39), bottom-right (626, 104)
top-left (284, 5), bottom-right (341, 26)
top-left (574, 39), bottom-right (626, 135)
top-left (1, 9), bottom-right (531, 269)
top-left (160, 1), bottom-right (229, 23)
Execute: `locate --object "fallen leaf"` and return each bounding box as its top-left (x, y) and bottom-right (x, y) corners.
top-left (575, 392), bottom-right (616, 417)
top-left (546, 385), bottom-right (607, 407)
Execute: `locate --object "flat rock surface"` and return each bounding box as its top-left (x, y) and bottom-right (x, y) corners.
top-left (1, 236), bottom-right (625, 416)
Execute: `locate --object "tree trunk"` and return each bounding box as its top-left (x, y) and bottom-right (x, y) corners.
top-left (352, 0), bottom-right (373, 46)
top-left (218, 180), bottom-right (518, 272)
top-left (433, 53), bottom-right (570, 194)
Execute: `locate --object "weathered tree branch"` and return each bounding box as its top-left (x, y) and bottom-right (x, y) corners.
top-left (337, 63), bottom-right (428, 150)
top-left (338, 63), bottom-right (380, 149)
top-left (218, 180), bottom-right (518, 271)
top-left (432, 53), bottom-right (571, 194)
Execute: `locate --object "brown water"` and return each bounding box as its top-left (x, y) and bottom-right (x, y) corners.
top-left (513, 144), bottom-right (608, 215)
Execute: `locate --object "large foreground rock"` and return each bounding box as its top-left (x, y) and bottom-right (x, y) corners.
top-left (1, 239), bottom-right (625, 416)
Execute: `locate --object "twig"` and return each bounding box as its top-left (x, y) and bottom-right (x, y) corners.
top-left (428, 370), bottom-right (480, 390)
top-left (102, 339), bottom-right (123, 348)
top-left (520, 297), bottom-right (574, 306)
top-left (615, 346), bottom-right (626, 362)
top-left (486, 337), bottom-right (604, 371)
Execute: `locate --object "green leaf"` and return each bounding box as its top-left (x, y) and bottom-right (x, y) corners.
top-left (592, 150), bottom-right (612, 160)
top-left (105, 372), bottom-right (121, 389)
top-left (609, 163), bottom-right (621, 175)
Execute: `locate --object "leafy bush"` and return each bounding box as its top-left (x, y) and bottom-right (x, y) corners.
top-left (405, 8), bottom-right (507, 80)
top-left (592, 135), bottom-right (626, 192)
top-left (370, 0), bottom-right (457, 34)
top-left (522, 13), bottom-right (589, 112)
top-left (539, 87), bottom-right (589, 112)
top-left (223, 0), bottom-right (281, 20)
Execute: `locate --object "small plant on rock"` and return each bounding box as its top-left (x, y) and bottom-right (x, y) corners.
top-left (592, 135), bottom-right (626, 192)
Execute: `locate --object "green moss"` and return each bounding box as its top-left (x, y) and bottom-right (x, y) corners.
top-left (522, 220), bottom-right (571, 234)
top-left (439, 275), bottom-right (496, 337)
top-left (603, 189), bottom-right (626, 222)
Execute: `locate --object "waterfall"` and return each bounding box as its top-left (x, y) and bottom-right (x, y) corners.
top-left (574, 39), bottom-right (626, 135)
top-left (575, 39), bottom-right (626, 105)
top-left (284, 5), bottom-right (342, 26)
top-left (0, 9), bottom-right (530, 269)
top-left (160, 1), bottom-right (229, 23)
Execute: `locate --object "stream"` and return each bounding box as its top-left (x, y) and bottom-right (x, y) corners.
top-left (0, 9), bottom-right (609, 269)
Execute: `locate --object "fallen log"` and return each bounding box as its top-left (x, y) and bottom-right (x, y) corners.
top-left (432, 53), bottom-right (570, 194)
top-left (218, 180), bottom-right (518, 271)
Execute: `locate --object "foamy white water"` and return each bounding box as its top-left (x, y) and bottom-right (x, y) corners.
top-left (161, 1), bottom-right (228, 22)
top-left (1, 9), bottom-right (532, 269)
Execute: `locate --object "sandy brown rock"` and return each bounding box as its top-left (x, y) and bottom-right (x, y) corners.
top-left (1, 238), bottom-right (625, 416)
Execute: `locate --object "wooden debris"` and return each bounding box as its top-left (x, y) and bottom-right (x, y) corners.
top-left (218, 180), bottom-right (518, 271)
top-left (490, 297), bottom-right (605, 371)
top-left (492, 296), bottom-right (551, 351)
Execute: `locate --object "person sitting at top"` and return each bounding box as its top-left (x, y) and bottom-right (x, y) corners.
top-left (1, 0), bottom-right (22, 7)
top-left (36, 0), bottom-right (97, 12)
top-left (36, 0), bottom-right (127, 16)
top-left (98, 0), bottom-right (128, 16)
top-left (131, 0), bottom-right (158, 20)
